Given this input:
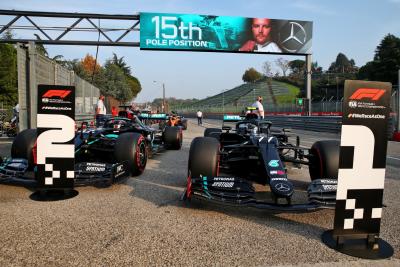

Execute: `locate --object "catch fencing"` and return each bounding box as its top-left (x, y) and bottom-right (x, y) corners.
top-left (17, 43), bottom-right (100, 130)
top-left (175, 85), bottom-right (399, 132)
top-left (183, 113), bottom-right (396, 139)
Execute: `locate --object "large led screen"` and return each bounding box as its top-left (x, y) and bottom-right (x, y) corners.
top-left (140, 12), bottom-right (313, 55)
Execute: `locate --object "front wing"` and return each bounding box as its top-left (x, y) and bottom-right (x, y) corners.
top-left (184, 176), bottom-right (337, 212)
top-left (0, 158), bottom-right (129, 187)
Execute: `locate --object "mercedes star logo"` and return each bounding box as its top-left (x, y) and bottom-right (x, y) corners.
top-left (275, 182), bottom-right (291, 192)
top-left (280, 22), bottom-right (307, 53)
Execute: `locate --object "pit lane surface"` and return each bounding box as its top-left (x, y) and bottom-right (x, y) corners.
top-left (0, 121), bottom-right (399, 266)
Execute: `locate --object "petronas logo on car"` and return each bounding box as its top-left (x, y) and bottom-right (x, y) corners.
top-left (268, 160), bottom-right (279, 167)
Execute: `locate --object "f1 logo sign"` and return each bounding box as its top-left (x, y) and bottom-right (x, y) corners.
top-left (333, 80), bottom-right (391, 237)
top-left (42, 90), bottom-right (71, 99)
top-left (349, 88), bottom-right (385, 101)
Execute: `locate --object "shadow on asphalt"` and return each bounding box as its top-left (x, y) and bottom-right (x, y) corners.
top-left (125, 150), bottom-right (329, 244)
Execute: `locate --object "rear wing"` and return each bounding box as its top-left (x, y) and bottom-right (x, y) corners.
top-left (138, 113), bottom-right (168, 120)
top-left (223, 115), bottom-right (244, 122)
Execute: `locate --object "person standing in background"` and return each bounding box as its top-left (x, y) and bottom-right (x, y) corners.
top-left (196, 110), bottom-right (203, 125)
top-left (251, 96), bottom-right (265, 119)
top-left (96, 95), bottom-right (107, 126)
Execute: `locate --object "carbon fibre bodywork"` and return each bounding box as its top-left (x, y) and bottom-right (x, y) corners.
top-left (0, 116), bottom-right (174, 187)
top-left (184, 114), bottom-right (338, 212)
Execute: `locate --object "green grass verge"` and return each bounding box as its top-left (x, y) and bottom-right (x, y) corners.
top-left (273, 81), bottom-right (300, 104)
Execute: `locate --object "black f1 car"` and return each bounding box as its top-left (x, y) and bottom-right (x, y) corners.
top-left (0, 115), bottom-right (182, 187)
top-left (183, 112), bottom-right (340, 212)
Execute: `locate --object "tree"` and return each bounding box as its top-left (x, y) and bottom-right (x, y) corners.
top-left (1, 29), bottom-right (14, 40)
top-left (328, 53), bottom-right (357, 73)
top-left (52, 55), bottom-right (68, 67)
top-left (262, 61), bottom-right (273, 78)
top-left (33, 34), bottom-right (48, 57)
top-left (242, 67), bottom-right (262, 83)
top-left (126, 75), bottom-right (142, 99)
top-left (358, 34), bottom-right (400, 84)
top-left (0, 30), bottom-right (17, 105)
top-left (103, 63), bottom-right (132, 102)
top-left (105, 54), bottom-right (141, 99)
top-left (312, 61), bottom-right (323, 73)
top-left (275, 58), bottom-right (290, 76)
top-left (111, 53), bottom-right (131, 76)
top-left (289, 60), bottom-right (305, 77)
top-left (81, 54), bottom-right (101, 76)
top-left (0, 43), bottom-right (18, 105)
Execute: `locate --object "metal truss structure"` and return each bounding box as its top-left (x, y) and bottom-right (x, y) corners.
top-left (0, 9), bottom-right (140, 46)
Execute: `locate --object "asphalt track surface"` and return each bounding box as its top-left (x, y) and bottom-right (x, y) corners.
top-left (0, 119), bottom-right (399, 266)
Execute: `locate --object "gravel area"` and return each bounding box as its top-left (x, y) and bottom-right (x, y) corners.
top-left (0, 120), bottom-right (399, 266)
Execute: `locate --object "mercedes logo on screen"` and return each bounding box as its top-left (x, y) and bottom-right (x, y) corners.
top-left (279, 22), bottom-right (307, 53)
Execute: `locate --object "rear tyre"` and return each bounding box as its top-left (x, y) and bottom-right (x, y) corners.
top-left (11, 129), bottom-right (37, 168)
top-left (114, 132), bottom-right (147, 176)
top-left (188, 137), bottom-right (220, 178)
top-left (309, 140), bottom-right (339, 181)
top-left (204, 128), bottom-right (222, 137)
top-left (164, 126), bottom-right (182, 150)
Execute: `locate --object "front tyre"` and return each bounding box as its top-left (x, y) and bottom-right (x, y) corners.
top-left (114, 132), bottom-right (147, 176)
top-left (11, 129), bottom-right (37, 168)
top-left (309, 140), bottom-right (339, 181)
top-left (188, 137), bottom-right (220, 178)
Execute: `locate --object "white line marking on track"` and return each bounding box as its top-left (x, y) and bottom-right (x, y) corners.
top-left (387, 156), bottom-right (400, 161)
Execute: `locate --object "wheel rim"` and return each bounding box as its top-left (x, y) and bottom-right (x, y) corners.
top-left (137, 140), bottom-right (146, 167)
top-left (186, 170), bottom-right (192, 199)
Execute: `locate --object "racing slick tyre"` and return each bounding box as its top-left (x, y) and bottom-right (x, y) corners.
top-left (114, 132), bottom-right (147, 176)
top-left (309, 140), bottom-right (339, 181)
top-left (164, 126), bottom-right (182, 150)
top-left (11, 129), bottom-right (37, 168)
top-left (188, 137), bottom-right (220, 178)
top-left (204, 128), bottom-right (222, 138)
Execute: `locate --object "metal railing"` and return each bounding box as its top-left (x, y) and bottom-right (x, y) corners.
top-left (182, 113), bottom-right (395, 138)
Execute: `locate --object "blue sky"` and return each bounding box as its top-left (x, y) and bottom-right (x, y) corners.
top-left (1, 0), bottom-right (400, 102)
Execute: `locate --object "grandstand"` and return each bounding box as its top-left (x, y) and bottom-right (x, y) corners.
top-left (179, 79), bottom-right (299, 113)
